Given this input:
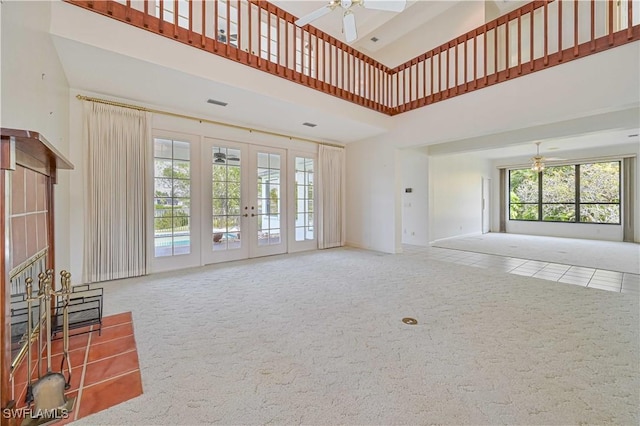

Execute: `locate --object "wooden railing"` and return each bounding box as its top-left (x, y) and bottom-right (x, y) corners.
top-left (64, 0), bottom-right (639, 116)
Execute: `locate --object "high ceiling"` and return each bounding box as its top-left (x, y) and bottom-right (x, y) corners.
top-left (271, 0), bottom-right (528, 65)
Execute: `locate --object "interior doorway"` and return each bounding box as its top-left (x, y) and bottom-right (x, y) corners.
top-left (482, 177), bottom-right (491, 234)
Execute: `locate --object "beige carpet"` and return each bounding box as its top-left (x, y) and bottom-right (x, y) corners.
top-left (432, 233), bottom-right (640, 274)
top-left (73, 248), bottom-right (638, 425)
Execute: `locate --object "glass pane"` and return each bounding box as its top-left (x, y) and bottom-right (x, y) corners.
top-left (213, 181), bottom-right (227, 197)
top-left (509, 203), bottom-right (538, 220)
top-left (227, 149), bottom-right (241, 163)
top-left (295, 227), bottom-right (305, 241)
top-left (213, 198), bottom-right (226, 215)
top-left (172, 179), bottom-right (190, 197)
top-left (306, 228), bottom-right (314, 240)
top-left (296, 200), bottom-right (305, 214)
top-left (154, 237), bottom-right (172, 257)
top-left (269, 230), bottom-right (281, 245)
top-left (295, 171), bottom-right (305, 184)
top-left (154, 138), bottom-right (173, 159)
top-left (269, 153), bottom-right (281, 169)
top-left (173, 215), bottom-right (190, 233)
top-left (227, 165), bottom-right (241, 181)
top-left (580, 162), bottom-right (620, 203)
top-left (228, 198), bottom-right (241, 215)
top-left (307, 200), bottom-right (314, 213)
top-left (173, 141), bottom-right (190, 160)
top-left (173, 160), bottom-right (190, 179)
top-left (154, 159), bottom-right (173, 177)
top-left (580, 204), bottom-right (620, 224)
top-left (306, 161), bottom-right (314, 173)
top-left (267, 214), bottom-right (279, 229)
top-left (295, 157), bottom-right (306, 171)
top-left (542, 204), bottom-right (575, 222)
top-left (307, 171), bottom-right (314, 184)
top-left (174, 233), bottom-right (190, 255)
top-left (257, 152), bottom-right (269, 168)
top-left (510, 169), bottom-right (539, 203)
top-left (295, 213), bottom-right (304, 227)
top-left (542, 166), bottom-right (575, 203)
top-left (227, 181), bottom-right (241, 198)
top-left (155, 178), bottom-right (173, 197)
top-left (213, 164), bottom-right (226, 181)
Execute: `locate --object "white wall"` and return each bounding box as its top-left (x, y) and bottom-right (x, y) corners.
top-left (1, 1), bottom-right (72, 272)
top-left (400, 149), bottom-right (429, 245)
top-left (346, 137), bottom-right (401, 253)
top-left (492, 142), bottom-right (640, 242)
top-left (429, 153), bottom-right (493, 242)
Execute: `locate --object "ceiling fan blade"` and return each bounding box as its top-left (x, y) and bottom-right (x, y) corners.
top-left (295, 5), bottom-right (333, 27)
top-left (343, 11), bottom-right (357, 42)
top-left (362, 0), bottom-right (406, 12)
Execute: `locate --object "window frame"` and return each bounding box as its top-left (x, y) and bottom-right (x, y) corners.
top-left (508, 160), bottom-right (621, 225)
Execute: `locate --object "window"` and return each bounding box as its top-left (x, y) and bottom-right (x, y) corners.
top-left (294, 157), bottom-right (314, 241)
top-left (509, 161), bottom-right (620, 224)
top-left (154, 138), bottom-right (191, 256)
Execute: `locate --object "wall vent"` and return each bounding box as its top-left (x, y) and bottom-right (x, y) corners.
top-left (302, 122), bottom-right (317, 127)
top-left (207, 99), bottom-right (228, 107)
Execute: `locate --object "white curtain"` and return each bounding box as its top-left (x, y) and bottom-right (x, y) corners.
top-left (83, 102), bottom-right (151, 282)
top-left (318, 145), bottom-right (346, 249)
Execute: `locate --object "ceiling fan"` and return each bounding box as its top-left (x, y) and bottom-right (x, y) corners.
top-left (530, 142), bottom-right (565, 172)
top-left (214, 149), bottom-right (240, 164)
top-left (294, 0), bottom-right (407, 43)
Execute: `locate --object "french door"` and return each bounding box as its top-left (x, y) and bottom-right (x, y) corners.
top-left (202, 138), bottom-right (287, 264)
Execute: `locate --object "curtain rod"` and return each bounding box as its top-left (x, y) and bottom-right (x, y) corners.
top-left (76, 94), bottom-right (345, 148)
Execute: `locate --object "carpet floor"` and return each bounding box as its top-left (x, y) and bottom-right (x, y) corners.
top-left (72, 247), bottom-right (638, 425)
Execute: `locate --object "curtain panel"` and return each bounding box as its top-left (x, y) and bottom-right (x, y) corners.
top-left (83, 102), bottom-right (151, 282)
top-left (318, 145), bottom-right (346, 249)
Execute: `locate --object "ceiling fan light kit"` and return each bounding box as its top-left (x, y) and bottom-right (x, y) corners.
top-left (294, 0), bottom-right (407, 43)
top-left (531, 142), bottom-right (545, 172)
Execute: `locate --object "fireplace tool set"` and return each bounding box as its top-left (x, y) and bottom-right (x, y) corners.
top-left (22, 270), bottom-right (75, 425)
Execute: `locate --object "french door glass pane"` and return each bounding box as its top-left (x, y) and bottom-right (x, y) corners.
top-left (257, 153), bottom-right (281, 246)
top-left (212, 146), bottom-right (242, 251)
top-left (294, 157), bottom-right (314, 241)
top-left (153, 138), bottom-right (191, 257)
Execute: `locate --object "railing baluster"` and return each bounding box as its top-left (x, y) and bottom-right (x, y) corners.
top-left (144, 0), bottom-right (148, 27)
top-left (226, 0), bottom-right (230, 56)
top-left (574, 0), bottom-right (579, 56)
top-left (493, 25), bottom-right (498, 78)
top-left (446, 44), bottom-right (450, 96)
top-left (213, 0), bottom-right (218, 52)
top-left (173, 0), bottom-right (178, 38)
top-left (558, 0), bottom-right (563, 61)
top-left (505, 19), bottom-right (510, 77)
top-left (257, 8), bottom-right (262, 67)
top-left (237, 0), bottom-right (241, 60)
top-left (159, 0), bottom-right (164, 33)
top-left (201, 0), bottom-right (206, 47)
top-left (590, 0), bottom-right (595, 51)
top-left (544, 0), bottom-right (548, 65)
top-left (517, 10), bottom-right (522, 74)
top-left (188, 0), bottom-right (193, 44)
top-left (530, 4), bottom-right (534, 70)
top-left (422, 56), bottom-right (427, 100)
top-left (608, 0), bottom-right (614, 45)
top-left (482, 26), bottom-right (488, 82)
top-left (248, 2), bottom-right (253, 63)
top-left (629, 0), bottom-right (634, 39)
top-left (125, 0), bottom-right (131, 22)
top-left (315, 33), bottom-right (319, 86)
top-left (473, 31), bottom-right (477, 87)
top-left (455, 41), bottom-right (459, 91)
top-left (267, 11), bottom-right (271, 65)
top-left (464, 35), bottom-right (468, 90)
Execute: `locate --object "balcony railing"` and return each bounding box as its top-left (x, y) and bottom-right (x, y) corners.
top-left (65, 0), bottom-right (639, 116)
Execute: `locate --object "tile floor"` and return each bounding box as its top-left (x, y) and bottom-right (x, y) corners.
top-left (10, 312), bottom-right (142, 424)
top-left (404, 245), bottom-right (640, 295)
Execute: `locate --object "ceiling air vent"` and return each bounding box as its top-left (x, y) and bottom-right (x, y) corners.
top-left (370, 37), bottom-right (379, 42)
top-left (302, 122), bottom-right (317, 127)
top-left (207, 98), bottom-right (228, 107)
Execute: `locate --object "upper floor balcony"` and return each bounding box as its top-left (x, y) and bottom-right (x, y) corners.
top-left (63, 0), bottom-right (640, 115)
